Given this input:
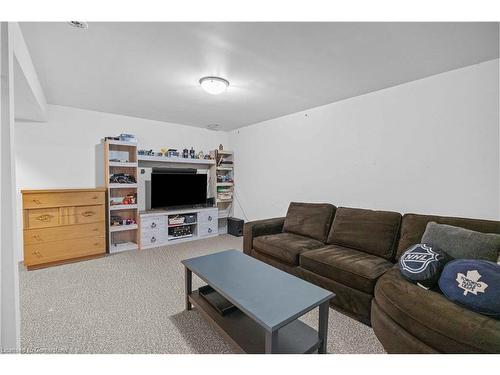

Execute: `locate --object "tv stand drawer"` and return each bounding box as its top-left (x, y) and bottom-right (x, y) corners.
top-left (198, 209), bottom-right (218, 225)
top-left (141, 216), bottom-right (166, 231)
top-left (141, 230), bottom-right (166, 247)
top-left (198, 223), bottom-right (218, 237)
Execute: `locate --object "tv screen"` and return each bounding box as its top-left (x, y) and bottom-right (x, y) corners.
top-left (151, 173), bottom-right (207, 209)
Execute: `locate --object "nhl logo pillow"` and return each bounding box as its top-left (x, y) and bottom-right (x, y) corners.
top-left (399, 243), bottom-right (450, 289)
top-left (438, 260), bottom-right (500, 319)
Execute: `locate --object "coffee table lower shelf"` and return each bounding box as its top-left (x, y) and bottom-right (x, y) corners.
top-left (188, 290), bottom-right (320, 354)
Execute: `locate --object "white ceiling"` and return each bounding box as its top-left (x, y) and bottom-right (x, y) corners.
top-left (20, 22), bottom-right (499, 131)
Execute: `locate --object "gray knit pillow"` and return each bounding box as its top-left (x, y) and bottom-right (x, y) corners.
top-left (421, 222), bottom-right (500, 262)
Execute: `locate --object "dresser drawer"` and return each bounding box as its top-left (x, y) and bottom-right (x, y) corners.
top-left (25, 207), bottom-right (62, 229)
top-left (198, 209), bottom-right (218, 225)
top-left (23, 191), bottom-right (105, 209)
top-left (141, 216), bottom-right (166, 231)
top-left (72, 205), bottom-right (105, 225)
top-left (25, 205), bottom-right (105, 229)
top-left (24, 236), bottom-right (106, 267)
top-left (198, 223), bottom-right (218, 237)
top-left (24, 222), bottom-right (104, 245)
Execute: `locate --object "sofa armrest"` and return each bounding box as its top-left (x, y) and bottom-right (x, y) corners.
top-left (243, 217), bottom-right (285, 255)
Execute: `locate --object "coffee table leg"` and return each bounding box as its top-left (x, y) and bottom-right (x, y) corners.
top-left (185, 267), bottom-right (192, 311)
top-left (265, 330), bottom-right (279, 354)
top-left (318, 301), bottom-right (329, 354)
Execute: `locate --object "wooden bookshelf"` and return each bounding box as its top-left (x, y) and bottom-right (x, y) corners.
top-left (209, 149), bottom-right (234, 234)
top-left (100, 139), bottom-right (140, 253)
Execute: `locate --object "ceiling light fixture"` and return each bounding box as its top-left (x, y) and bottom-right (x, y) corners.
top-left (67, 21), bottom-right (89, 29)
top-left (199, 76), bottom-right (229, 95)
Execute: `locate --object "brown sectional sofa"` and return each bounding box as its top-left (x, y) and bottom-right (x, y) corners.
top-left (243, 202), bottom-right (500, 353)
top-left (372, 213), bottom-right (500, 353)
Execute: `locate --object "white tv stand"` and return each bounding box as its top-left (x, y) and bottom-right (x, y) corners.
top-left (140, 207), bottom-right (218, 249)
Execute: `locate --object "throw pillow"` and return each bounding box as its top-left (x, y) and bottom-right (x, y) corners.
top-left (438, 259), bottom-right (500, 319)
top-left (421, 222), bottom-right (500, 262)
top-left (399, 243), bottom-right (450, 289)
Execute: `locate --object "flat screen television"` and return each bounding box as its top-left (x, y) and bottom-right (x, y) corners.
top-left (150, 173), bottom-right (207, 209)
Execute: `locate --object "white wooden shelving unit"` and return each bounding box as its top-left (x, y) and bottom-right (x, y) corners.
top-left (97, 139), bottom-right (140, 254)
top-left (140, 207), bottom-right (218, 249)
top-left (138, 153), bottom-right (218, 249)
top-left (209, 149), bottom-right (234, 233)
top-left (97, 139), bottom-right (232, 251)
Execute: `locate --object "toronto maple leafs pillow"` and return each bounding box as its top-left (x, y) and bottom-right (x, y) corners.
top-left (399, 243), bottom-right (450, 289)
top-left (438, 259), bottom-right (500, 319)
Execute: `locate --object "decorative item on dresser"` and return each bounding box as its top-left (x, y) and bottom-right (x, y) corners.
top-left (22, 188), bottom-right (106, 270)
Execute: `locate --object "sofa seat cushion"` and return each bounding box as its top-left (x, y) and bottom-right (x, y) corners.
top-left (374, 267), bottom-right (500, 353)
top-left (253, 232), bottom-right (324, 266)
top-left (327, 207), bottom-right (401, 260)
top-left (299, 245), bottom-right (393, 294)
top-left (283, 202), bottom-right (336, 242)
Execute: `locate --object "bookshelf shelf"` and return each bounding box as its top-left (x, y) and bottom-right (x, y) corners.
top-left (110, 224), bottom-right (139, 233)
top-left (110, 204), bottom-right (138, 211)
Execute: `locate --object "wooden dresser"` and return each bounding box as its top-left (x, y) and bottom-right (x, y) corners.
top-left (22, 188), bottom-right (107, 270)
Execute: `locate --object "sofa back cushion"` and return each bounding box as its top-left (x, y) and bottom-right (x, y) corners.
top-left (396, 213), bottom-right (500, 260)
top-left (283, 202), bottom-right (336, 242)
top-left (327, 207), bottom-right (401, 260)
top-left (421, 222), bottom-right (500, 262)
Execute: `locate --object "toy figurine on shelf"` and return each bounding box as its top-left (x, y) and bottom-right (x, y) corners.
top-left (110, 216), bottom-right (123, 226)
top-left (189, 147), bottom-right (195, 159)
top-left (219, 144), bottom-right (224, 151)
top-left (167, 149), bottom-right (179, 157)
top-left (182, 148), bottom-right (189, 158)
top-left (124, 218), bottom-right (136, 225)
top-left (197, 150), bottom-right (204, 159)
top-left (138, 149), bottom-right (154, 156)
top-left (122, 194), bottom-right (136, 205)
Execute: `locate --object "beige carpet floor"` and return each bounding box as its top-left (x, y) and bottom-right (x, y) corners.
top-left (19, 235), bottom-right (385, 354)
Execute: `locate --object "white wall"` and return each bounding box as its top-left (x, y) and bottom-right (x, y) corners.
top-left (14, 104), bottom-right (228, 261)
top-left (1, 22), bottom-right (21, 352)
top-left (229, 60), bottom-right (500, 222)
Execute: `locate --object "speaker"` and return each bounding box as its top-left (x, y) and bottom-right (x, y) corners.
top-left (228, 217), bottom-right (244, 237)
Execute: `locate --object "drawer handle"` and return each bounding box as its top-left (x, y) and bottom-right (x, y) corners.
top-left (32, 234), bottom-right (42, 241)
top-left (151, 222), bottom-right (157, 228)
top-left (208, 216), bottom-right (212, 221)
top-left (32, 250), bottom-right (42, 258)
top-left (32, 199), bottom-right (42, 205)
top-left (94, 242), bottom-right (99, 246)
top-left (93, 228), bottom-right (99, 232)
top-left (92, 196), bottom-right (98, 200)
top-left (151, 236), bottom-right (156, 243)
top-left (82, 211), bottom-right (95, 217)
top-left (36, 214), bottom-right (53, 222)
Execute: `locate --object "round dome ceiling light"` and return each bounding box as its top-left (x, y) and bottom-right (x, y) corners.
top-left (199, 76), bottom-right (229, 95)
top-left (67, 21), bottom-right (89, 29)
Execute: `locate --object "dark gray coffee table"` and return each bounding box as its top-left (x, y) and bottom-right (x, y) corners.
top-left (182, 249), bottom-right (335, 354)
